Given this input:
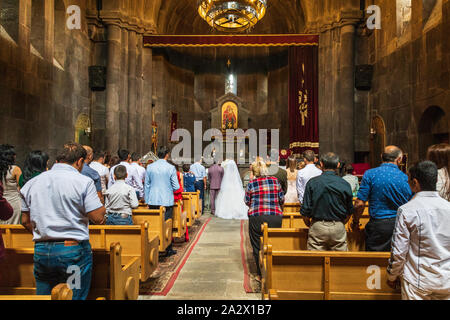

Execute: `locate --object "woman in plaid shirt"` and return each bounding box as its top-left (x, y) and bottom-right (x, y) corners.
top-left (245, 158), bottom-right (285, 280)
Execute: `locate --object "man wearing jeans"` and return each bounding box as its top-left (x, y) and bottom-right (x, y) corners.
top-left (145, 146), bottom-right (180, 256)
top-left (20, 143), bottom-right (106, 300)
top-left (352, 146), bottom-right (412, 251)
top-left (190, 157), bottom-right (207, 214)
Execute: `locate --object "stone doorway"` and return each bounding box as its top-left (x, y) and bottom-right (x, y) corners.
top-left (75, 114), bottom-right (92, 146)
top-left (418, 106), bottom-right (448, 159)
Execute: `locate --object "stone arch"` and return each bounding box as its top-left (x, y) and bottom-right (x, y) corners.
top-left (418, 106), bottom-right (448, 159)
top-left (31, 0), bottom-right (45, 59)
top-left (370, 115), bottom-right (386, 168)
top-left (75, 113), bottom-right (91, 145)
top-left (54, 0), bottom-right (66, 70)
top-left (0, 0), bottom-right (20, 43)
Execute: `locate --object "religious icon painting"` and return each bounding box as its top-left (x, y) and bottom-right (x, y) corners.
top-left (221, 101), bottom-right (238, 131)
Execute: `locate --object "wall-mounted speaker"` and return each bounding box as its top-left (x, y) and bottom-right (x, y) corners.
top-left (89, 66), bottom-right (107, 91)
top-left (355, 64), bottom-right (374, 91)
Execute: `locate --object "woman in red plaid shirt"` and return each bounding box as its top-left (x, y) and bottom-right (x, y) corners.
top-left (245, 158), bottom-right (285, 280)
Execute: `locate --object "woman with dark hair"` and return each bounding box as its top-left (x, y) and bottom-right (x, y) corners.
top-left (285, 156), bottom-right (299, 203)
top-left (108, 156), bottom-right (120, 168)
top-left (19, 151), bottom-right (49, 188)
top-left (0, 144), bottom-right (22, 224)
top-left (427, 143), bottom-right (450, 201)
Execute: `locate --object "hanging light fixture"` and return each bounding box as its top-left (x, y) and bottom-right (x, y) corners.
top-left (198, 0), bottom-right (267, 33)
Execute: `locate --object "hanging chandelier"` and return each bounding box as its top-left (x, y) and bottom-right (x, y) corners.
top-left (198, 0), bottom-right (267, 33)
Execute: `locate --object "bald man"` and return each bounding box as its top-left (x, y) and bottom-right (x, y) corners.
top-left (351, 146), bottom-right (412, 251)
top-left (81, 146), bottom-right (104, 203)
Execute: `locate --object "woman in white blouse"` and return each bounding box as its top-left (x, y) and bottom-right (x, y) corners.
top-left (427, 143), bottom-right (450, 201)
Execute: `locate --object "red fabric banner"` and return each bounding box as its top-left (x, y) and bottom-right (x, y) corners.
top-left (143, 34), bottom-right (319, 47)
top-left (289, 46), bottom-right (319, 156)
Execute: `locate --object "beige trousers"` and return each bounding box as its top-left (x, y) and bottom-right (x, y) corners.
top-left (307, 220), bottom-right (348, 251)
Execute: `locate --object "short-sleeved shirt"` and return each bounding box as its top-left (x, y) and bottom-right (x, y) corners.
top-left (190, 162), bottom-right (207, 181)
top-left (81, 163), bottom-right (102, 192)
top-left (105, 180), bottom-right (139, 216)
top-left (183, 172), bottom-right (196, 192)
top-left (20, 163), bottom-right (103, 241)
top-left (301, 171), bottom-right (354, 222)
top-left (245, 176), bottom-right (284, 217)
top-left (357, 163), bottom-right (412, 220)
top-left (89, 161), bottom-right (109, 192)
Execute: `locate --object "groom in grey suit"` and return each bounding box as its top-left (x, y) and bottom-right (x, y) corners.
top-left (208, 159), bottom-right (224, 215)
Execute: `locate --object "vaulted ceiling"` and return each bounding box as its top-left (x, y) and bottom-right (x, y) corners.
top-left (151, 0), bottom-right (306, 34)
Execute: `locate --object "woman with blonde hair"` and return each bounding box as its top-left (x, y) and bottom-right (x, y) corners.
top-left (427, 143), bottom-right (450, 201)
top-left (285, 156), bottom-right (299, 203)
top-left (245, 158), bottom-right (284, 280)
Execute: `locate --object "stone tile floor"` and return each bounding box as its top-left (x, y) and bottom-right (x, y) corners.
top-left (139, 213), bottom-right (261, 300)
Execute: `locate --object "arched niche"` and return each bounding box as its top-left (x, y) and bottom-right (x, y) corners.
top-left (370, 115), bottom-right (386, 168)
top-left (75, 113), bottom-right (91, 146)
top-left (418, 106), bottom-right (448, 159)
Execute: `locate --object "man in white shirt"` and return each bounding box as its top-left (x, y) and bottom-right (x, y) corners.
top-left (387, 161), bottom-right (450, 300)
top-left (190, 157), bottom-right (207, 213)
top-left (90, 150), bottom-right (110, 194)
top-left (108, 149), bottom-right (144, 201)
top-left (296, 150), bottom-right (322, 204)
top-left (131, 152), bottom-right (146, 187)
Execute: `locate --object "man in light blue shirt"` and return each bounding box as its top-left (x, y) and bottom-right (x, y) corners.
top-left (145, 146), bottom-right (180, 256)
top-left (190, 157), bottom-right (207, 213)
top-left (21, 143), bottom-right (106, 300)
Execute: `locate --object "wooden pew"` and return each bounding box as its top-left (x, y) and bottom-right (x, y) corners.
top-left (132, 206), bottom-right (173, 252)
top-left (183, 191), bottom-right (201, 219)
top-left (0, 284), bottom-right (73, 300)
top-left (172, 200), bottom-right (187, 238)
top-left (89, 224), bottom-right (159, 282)
top-left (259, 224), bottom-right (366, 272)
top-left (0, 243), bottom-right (139, 300)
top-left (283, 203), bottom-right (301, 214)
top-left (281, 213), bottom-right (308, 228)
top-left (1, 224), bottom-right (159, 282)
top-left (182, 193), bottom-right (196, 227)
top-left (262, 246), bottom-right (401, 300)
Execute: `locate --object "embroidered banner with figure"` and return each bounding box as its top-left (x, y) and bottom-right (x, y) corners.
top-left (289, 46), bottom-right (319, 156)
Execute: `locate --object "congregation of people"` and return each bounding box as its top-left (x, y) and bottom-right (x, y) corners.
top-left (1, 141), bottom-right (450, 300)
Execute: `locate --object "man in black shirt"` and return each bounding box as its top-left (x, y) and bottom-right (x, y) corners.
top-left (301, 152), bottom-right (354, 251)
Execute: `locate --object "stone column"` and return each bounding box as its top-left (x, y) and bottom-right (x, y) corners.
top-left (142, 45), bottom-right (153, 153)
top-left (119, 28), bottom-right (129, 149)
top-left (338, 24), bottom-right (356, 163)
top-left (105, 24), bottom-right (122, 152)
top-left (127, 30), bottom-right (137, 152)
top-left (135, 33), bottom-right (143, 154)
top-left (43, 0), bottom-right (54, 62)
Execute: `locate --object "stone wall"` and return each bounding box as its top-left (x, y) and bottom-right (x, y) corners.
top-left (359, 0), bottom-right (449, 163)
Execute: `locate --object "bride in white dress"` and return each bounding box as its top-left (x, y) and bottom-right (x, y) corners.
top-left (215, 159), bottom-right (249, 220)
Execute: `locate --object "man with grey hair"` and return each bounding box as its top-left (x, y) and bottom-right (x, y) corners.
top-left (352, 146), bottom-right (412, 252)
top-left (301, 152), bottom-right (354, 251)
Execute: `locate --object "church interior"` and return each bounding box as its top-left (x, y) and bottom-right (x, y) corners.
top-left (0, 0), bottom-right (449, 302)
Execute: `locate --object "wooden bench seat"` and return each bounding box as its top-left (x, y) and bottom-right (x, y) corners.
top-left (1, 224), bottom-right (159, 282)
top-left (0, 284), bottom-right (73, 300)
top-left (182, 193), bottom-right (196, 227)
top-left (183, 191), bottom-right (201, 219)
top-left (172, 201), bottom-right (187, 238)
top-left (283, 203), bottom-right (301, 214)
top-left (0, 243), bottom-right (139, 300)
top-left (132, 206), bottom-right (173, 252)
top-left (262, 246), bottom-right (401, 300)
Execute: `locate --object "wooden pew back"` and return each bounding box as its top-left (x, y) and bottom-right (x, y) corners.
top-left (264, 246), bottom-right (401, 300)
top-left (0, 284), bottom-right (73, 300)
top-left (132, 206), bottom-right (173, 252)
top-left (183, 191), bottom-right (201, 218)
top-left (182, 193), bottom-right (196, 226)
top-left (172, 201), bottom-right (187, 238)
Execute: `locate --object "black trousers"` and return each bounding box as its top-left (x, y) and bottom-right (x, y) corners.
top-left (249, 215), bottom-right (282, 276)
top-left (365, 217), bottom-right (397, 252)
top-left (149, 205), bottom-right (174, 252)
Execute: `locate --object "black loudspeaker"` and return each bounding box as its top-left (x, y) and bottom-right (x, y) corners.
top-left (355, 64), bottom-right (374, 91)
top-left (89, 66), bottom-right (107, 91)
